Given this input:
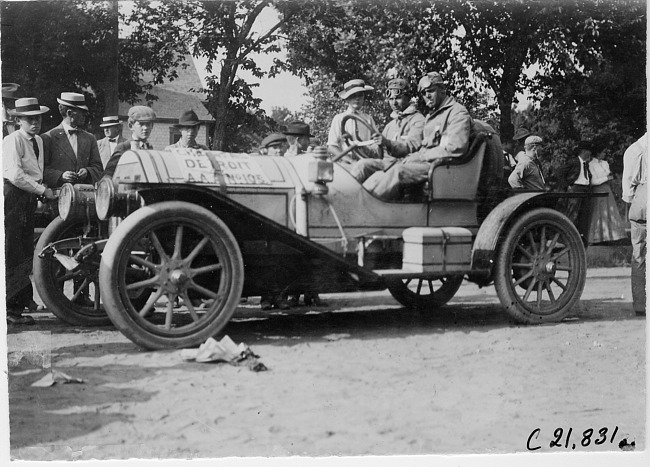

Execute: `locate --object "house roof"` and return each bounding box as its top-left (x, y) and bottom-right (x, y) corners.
top-left (118, 87), bottom-right (212, 122)
top-left (118, 56), bottom-right (212, 122)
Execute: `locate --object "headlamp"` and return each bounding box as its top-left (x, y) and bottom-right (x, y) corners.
top-left (96, 177), bottom-right (143, 220)
top-left (58, 183), bottom-right (97, 221)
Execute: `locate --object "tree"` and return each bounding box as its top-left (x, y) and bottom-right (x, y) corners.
top-left (281, 0), bottom-right (645, 143)
top-left (1, 0), bottom-right (119, 131)
top-left (122, 0), bottom-right (296, 151)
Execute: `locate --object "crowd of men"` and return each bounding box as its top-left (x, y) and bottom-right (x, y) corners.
top-left (2, 69), bottom-right (646, 322)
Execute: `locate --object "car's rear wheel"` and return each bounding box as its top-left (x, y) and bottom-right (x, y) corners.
top-left (388, 275), bottom-right (464, 310)
top-left (34, 217), bottom-right (111, 326)
top-left (494, 208), bottom-right (586, 323)
top-left (99, 202), bottom-right (244, 350)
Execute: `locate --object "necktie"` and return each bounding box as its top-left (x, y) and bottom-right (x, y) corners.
top-left (68, 129), bottom-right (78, 135)
top-left (109, 138), bottom-right (117, 143)
top-left (31, 138), bottom-right (39, 157)
top-left (583, 161), bottom-right (592, 183)
top-left (535, 159), bottom-right (546, 185)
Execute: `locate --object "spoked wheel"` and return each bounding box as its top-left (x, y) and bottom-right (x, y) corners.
top-left (34, 217), bottom-right (110, 326)
top-left (494, 208), bottom-right (586, 323)
top-left (99, 202), bottom-right (244, 350)
top-left (388, 275), bottom-right (464, 310)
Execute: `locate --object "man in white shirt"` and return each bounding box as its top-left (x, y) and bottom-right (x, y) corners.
top-left (3, 98), bottom-right (56, 325)
top-left (622, 133), bottom-right (647, 316)
top-left (327, 79), bottom-right (381, 164)
top-left (97, 116), bottom-right (126, 168)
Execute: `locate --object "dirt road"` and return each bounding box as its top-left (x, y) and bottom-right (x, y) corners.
top-left (5, 267), bottom-right (646, 463)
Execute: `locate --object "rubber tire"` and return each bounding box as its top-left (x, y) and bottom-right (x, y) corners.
top-left (33, 217), bottom-right (111, 326)
top-left (494, 207), bottom-right (586, 324)
top-left (388, 275), bottom-right (464, 310)
top-left (99, 201), bottom-right (244, 350)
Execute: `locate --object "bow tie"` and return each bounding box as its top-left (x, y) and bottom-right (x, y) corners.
top-left (109, 138), bottom-right (117, 143)
top-left (68, 129), bottom-right (78, 135)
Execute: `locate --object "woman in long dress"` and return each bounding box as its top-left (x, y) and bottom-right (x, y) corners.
top-left (587, 151), bottom-right (627, 244)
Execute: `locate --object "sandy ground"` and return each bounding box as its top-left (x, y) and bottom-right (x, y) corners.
top-left (3, 267), bottom-right (646, 463)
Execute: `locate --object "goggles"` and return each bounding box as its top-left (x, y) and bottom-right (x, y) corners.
top-left (385, 88), bottom-right (406, 98)
top-left (417, 73), bottom-right (444, 93)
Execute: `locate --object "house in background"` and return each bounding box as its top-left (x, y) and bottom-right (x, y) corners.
top-left (117, 57), bottom-right (213, 149)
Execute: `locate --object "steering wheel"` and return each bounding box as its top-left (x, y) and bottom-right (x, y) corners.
top-left (330, 113), bottom-right (383, 163)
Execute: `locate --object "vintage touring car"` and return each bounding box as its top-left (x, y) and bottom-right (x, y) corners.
top-left (35, 119), bottom-right (591, 349)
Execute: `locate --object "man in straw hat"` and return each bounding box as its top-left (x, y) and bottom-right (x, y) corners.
top-left (103, 105), bottom-right (157, 177)
top-left (327, 78), bottom-right (381, 163)
top-left (2, 82), bottom-right (20, 138)
top-left (351, 77), bottom-right (424, 183)
top-left (97, 115), bottom-right (126, 168)
top-left (364, 71), bottom-right (472, 200)
top-left (3, 97), bottom-right (56, 325)
top-left (165, 109), bottom-right (209, 151)
top-left (41, 92), bottom-right (103, 188)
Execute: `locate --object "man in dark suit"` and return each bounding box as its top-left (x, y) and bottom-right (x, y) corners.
top-left (97, 115), bottom-right (126, 168)
top-left (103, 105), bottom-right (156, 178)
top-left (42, 92), bottom-right (103, 188)
top-left (557, 140), bottom-right (595, 237)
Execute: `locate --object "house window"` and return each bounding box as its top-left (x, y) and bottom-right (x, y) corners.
top-left (169, 127), bottom-right (181, 145)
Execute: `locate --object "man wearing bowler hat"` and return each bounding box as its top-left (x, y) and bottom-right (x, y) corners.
top-left (351, 77), bottom-right (425, 183)
top-left (103, 105), bottom-right (157, 178)
top-left (41, 92), bottom-right (103, 188)
top-left (97, 116), bottom-right (126, 168)
top-left (284, 121), bottom-right (313, 157)
top-left (4, 97), bottom-right (56, 325)
top-left (2, 82), bottom-right (20, 138)
top-left (327, 78), bottom-right (381, 163)
top-left (364, 71), bottom-right (472, 200)
top-left (165, 109), bottom-right (208, 150)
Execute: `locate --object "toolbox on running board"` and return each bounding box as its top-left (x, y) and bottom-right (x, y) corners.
top-left (402, 227), bottom-right (472, 273)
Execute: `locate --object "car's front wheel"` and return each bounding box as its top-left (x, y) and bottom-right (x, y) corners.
top-left (99, 201), bottom-right (244, 350)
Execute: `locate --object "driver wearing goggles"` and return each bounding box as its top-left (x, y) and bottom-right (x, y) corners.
top-left (351, 78), bottom-right (425, 183)
top-left (363, 71), bottom-right (472, 200)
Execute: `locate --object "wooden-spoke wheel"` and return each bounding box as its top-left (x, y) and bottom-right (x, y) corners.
top-left (34, 217), bottom-right (110, 326)
top-left (388, 275), bottom-right (464, 310)
top-left (494, 208), bottom-right (586, 323)
top-left (99, 202), bottom-right (244, 350)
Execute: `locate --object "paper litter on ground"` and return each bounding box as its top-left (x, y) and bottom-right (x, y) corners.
top-left (181, 335), bottom-right (268, 371)
top-left (31, 370), bottom-right (85, 387)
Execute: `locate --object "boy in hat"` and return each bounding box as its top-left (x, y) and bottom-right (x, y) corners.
top-left (508, 135), bottom-right (547, 191)
top-left (327, 78), bottom-right (381, 163)
top-left (260, 132), bottom-right (288, 156)
top-left (3, 98), bottom-right (56, 325)
top-left (364, 72), bottom-right (472, 200)
top-left (2, 82), bottom-right (20, 138)
top-left (97, 116), bottom-right (126, 168)
top-left (351, 77), bottom-right (425, 183)
top-left (284, 121), bottom-right (313, 157)
top-left (103, 105), bottom-right (156, 177)
top-left (165, 110), bottom-right (208, 150)
top-left (42, 92), bottom-right (103, 188)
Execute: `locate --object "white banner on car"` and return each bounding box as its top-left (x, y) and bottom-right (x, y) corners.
top-left (171, 149), bottom-right (272, 185)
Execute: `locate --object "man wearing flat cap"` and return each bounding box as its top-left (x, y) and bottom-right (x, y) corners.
top-left (284, 121), bottom-right (313, 157)
top-left (165, 110), bottom-right (208, 151)
top-left (97, 116), bottom-right (126, 168)
top-left (103, 105), bottom-right (156, 178)
top-left (327, 78), bottom-right (381, 163)
top-left (364, 71), bottom-right (472, 200)
top-left (352, 77), bottom-right (425, 183)
top-left (508, 135), bottom-right (547, 191)
top-left (2, 82), bottom-right (20, 138)
top-left (41, 92), bottom-right (103, 188)
top-left (260, 132), bottom-right (288, 156)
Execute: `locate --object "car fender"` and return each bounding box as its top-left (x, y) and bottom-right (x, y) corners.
top-left (470, 192), bottom-right (561, 281)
